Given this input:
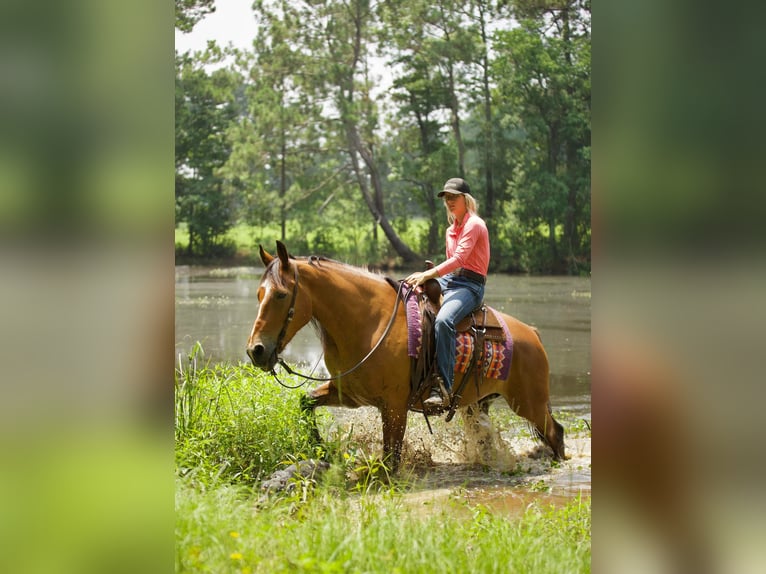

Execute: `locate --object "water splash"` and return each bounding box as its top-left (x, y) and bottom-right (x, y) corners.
top-left (325, 405), bottom-right (517, 472)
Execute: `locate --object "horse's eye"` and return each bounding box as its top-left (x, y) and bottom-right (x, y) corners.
top-left (275, 291), bottom-right (288, 300)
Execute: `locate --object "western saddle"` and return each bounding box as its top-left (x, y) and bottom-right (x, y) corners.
top-left (407, 268), bottom-right (505, 423)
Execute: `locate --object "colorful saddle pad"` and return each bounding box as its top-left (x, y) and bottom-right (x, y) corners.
top-left (404, 289), bottom-right (513, 381)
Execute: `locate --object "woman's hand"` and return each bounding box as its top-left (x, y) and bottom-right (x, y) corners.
top-left (405, 268), bottom-right (439, 287)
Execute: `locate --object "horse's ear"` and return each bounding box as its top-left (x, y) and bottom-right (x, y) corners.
top-left (276, 241), bottom-right (290, 269)
top-left (259, 245), bottom-right (274, 266)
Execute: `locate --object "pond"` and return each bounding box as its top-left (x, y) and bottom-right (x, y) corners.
top-left (175, 266), bottom-right (590, 412)
top-left (175, 265), bottom-right (591, 503)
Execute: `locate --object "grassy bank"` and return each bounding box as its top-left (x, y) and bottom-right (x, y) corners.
top-left (174, 220), bottom-right (433, 268)
top-left (175, 346), bottom-right (591, 572)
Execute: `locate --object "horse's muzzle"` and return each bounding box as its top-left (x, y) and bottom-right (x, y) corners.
top-left (246, 342), bottom-right (277, 370)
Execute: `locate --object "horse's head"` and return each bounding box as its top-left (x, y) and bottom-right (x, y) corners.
top-left (246, 241), bottom-right (312, 370)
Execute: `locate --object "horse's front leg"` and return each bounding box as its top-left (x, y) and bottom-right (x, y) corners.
top-left (299, 382), bottom-right (340, 448)
top-left (380, 404), bottom-right (408, 474)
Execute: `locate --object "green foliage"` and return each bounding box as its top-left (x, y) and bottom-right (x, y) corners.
top-left (175, 349), bottom-right (591, 571)
top-left (175, 51), bottom-right (241, 258)
top-left (175, 343), bottom-right (322, 486)
top-left (492, 2), bottom-right (591, 273)
top-left (174, 0), bottom-right (591, 273)
top-left (175, 0), bottom-right (215, 33)
top-left (174, 345), bottom-right (408, 488)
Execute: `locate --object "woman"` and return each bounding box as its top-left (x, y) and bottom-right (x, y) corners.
top-left (405, 178), bottom-right (490, 408)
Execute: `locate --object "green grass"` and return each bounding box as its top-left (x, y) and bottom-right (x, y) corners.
top-left (175, 219), bottom-right (434, 265)
top-left (176, 478), bottom-right (590, 573)
top-left (175, 343), bottom-right (327, 486)
top-left (175, 345), bottom-right (591, 573)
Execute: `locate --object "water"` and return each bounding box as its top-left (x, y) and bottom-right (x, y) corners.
top-left (175, 265), bottom-right (591, 504)
top-left (175, 266), bottom-right (590, 411)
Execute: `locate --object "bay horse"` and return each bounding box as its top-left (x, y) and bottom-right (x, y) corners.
top-left (246, 241), bottom-right (565, 471)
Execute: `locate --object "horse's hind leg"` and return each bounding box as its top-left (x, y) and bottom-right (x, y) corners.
top-left (515, 397), bottom-right (566, 460)
top-left (534, 403), bottom-right (565, 461)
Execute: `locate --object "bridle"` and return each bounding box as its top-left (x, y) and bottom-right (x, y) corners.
top-left (273, 263), bottom-right (300, 361)
top-left (266, 259), bottom-right (412, 388)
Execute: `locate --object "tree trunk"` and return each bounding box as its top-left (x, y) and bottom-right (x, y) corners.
top-left (446, 64), bottom-right (466, 178)
top-left (478, 6), bottom-right (495, 223)
top-left (345, 122), bottom-right (419, 263)
top-left (337, 0), bottom-right (419, 263)
top-left (435, 1), bottom-right (466, 177)
top-left (280, 134), bottom-right (287, 242)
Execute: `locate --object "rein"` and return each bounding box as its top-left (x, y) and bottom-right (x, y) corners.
top-left (269, 262), bottom-right (413, 389)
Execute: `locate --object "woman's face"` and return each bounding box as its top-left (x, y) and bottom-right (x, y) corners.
top-left (443, 193), bottom-right (467, 221)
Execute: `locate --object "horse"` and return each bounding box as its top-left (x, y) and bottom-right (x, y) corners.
top-left (246, 241), bottom-right (565, 471)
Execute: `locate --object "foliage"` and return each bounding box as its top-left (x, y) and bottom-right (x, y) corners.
top-left (175, 343), bottom-right (323, 486)
top-left (175, 0), bottom-right (215, 33)
top-left (493, 1), bottom-right (591, 273)
top-left (175, 50), bottom-right (241, 257)
top-left (175, 344), bottom-right (401, 487)
top-left (174, 0), bottom-right (591, 273)
top-left (175, 348), bottom-right (591, 571)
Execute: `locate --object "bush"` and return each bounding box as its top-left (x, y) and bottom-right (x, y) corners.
top-left (175, 344), bottom-right (322, 487)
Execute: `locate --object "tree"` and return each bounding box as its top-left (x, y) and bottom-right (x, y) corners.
top-left (222, 2), bottom-right (329, 243)
top-left (173, 0), bottom-right (591, 272)
top-left (175, 51), bottom-right (239, 256)
top-left (493, 0), bottom-right (590, 273)
top-left (291, 0), bottom-right (420, 262)
top-left (175, 0), bottom-right (216, 33)
top-left (379, 0), bottom-right (484, 255)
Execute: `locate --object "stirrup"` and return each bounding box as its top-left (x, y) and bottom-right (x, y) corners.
top-left (423, 375), bottom-right (449, 411)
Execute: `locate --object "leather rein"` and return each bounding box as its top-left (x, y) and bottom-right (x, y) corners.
top-left (269, 260), bottom-right (412, 389)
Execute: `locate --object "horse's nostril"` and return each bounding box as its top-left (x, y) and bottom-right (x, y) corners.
top-left (247, 343), bottom-right (265, 363)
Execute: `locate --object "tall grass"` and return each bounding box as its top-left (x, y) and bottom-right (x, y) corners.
top-left (175, 343), bottom-right (324, 486)
top-left (175, 345), bottom-right (590, 572)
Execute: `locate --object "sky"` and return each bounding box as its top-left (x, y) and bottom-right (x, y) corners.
top-left (174, 0), bottom-right (397, 113)
top-left (175, 0), bottom-right (257, 53)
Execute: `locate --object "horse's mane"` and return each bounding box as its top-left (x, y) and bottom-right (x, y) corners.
top-left (264, 253), bottom-right (399, 294)
top-left (299, 255), bottom-right (398, 291)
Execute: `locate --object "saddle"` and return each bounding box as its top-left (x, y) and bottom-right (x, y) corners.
top-left (406, 274), bottom-right (508, 423)
top-left (421, 274), bottom-right (505, 340)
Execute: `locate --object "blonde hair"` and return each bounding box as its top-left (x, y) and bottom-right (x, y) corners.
top-left (444, 193), bottom-right (478, 225)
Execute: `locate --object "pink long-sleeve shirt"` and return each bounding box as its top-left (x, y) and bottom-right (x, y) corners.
top-left (434, 212), bottom-right (490, 278)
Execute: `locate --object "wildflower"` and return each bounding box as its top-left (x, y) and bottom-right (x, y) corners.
top-left (229, 531), bottom-right (240, 538)
top-left (230, 552), bottom-right (243, 560)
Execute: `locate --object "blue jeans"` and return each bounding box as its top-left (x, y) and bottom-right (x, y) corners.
top-left (434, 275), bottom-right (485, 391)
